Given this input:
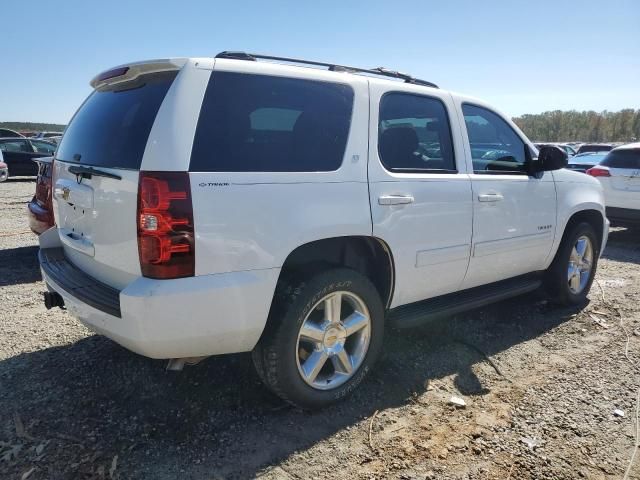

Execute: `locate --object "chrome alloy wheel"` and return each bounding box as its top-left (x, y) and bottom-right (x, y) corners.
top-left (567, 235), bottom-right (594, 294)
top-left (295, 291), bottom-right (371, 390)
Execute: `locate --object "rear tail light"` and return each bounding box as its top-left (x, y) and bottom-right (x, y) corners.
top-left (35, 159), bottom-right (55, 227)
top-left (586, 166), bottom-right (611, 177)
top-left (137, 172), bottom-right (195, 279)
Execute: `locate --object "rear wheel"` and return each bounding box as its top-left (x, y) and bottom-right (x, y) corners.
top-left (0, 164), bottom-right (8, 182)
top-left (253, 268), bottom-right (384, 409)
top-left (545, 221), bottom-right (599, 305)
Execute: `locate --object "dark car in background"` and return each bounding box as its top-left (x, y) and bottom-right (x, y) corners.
top-left (0, 128), bottom-right (25, 138)
top-left (576, 143), bottom-right (613, 154)
top-left (566, 152), bottom-right (608, 173)
top-left (0, 138), bottom-right (56, 177)
top-left (27, 156), bottom-right (55, 234)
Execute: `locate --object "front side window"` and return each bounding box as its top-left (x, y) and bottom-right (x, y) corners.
top-left (378, 93), bottom-right (456, 172)
top-left (190, 72), bottom-right (354, 172)
top-left (462, 104), bottom-right (528, 174)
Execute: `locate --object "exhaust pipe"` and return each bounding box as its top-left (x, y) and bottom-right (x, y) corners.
top-left (43, 291), bottom-right (65, 310)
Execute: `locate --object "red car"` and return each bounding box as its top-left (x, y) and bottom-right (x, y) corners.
top-left (27, 156), bottom-right (55, 234)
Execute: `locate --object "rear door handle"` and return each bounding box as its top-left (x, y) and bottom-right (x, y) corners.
top-left (378, 195), bottom-right (414, 205)
top-left (478, 193), bottom-right (504, 202)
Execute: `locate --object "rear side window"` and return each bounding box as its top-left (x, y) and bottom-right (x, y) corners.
top-left (56, 71), bottom-right (177, 169)
top-left (190, 72), bottom-right (354, 172)
top-left (601, 149), bottom-right (640, 169)
top-left (378, 93), bottom-right (456, 172)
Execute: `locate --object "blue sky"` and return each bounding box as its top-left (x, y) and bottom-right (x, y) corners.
top-left (1, 0), bottom-right (638, 123)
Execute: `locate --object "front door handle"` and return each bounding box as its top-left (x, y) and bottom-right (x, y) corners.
top-left (478, 193), bottom-right (504, 202)
top-left (378, 195), bottom-right (414, 206)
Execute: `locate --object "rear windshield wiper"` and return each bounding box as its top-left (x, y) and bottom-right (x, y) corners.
top-left (68, 165), bottom-right (122, 181)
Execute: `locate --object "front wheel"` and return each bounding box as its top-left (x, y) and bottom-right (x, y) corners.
top-left (545, 221), bottom-right (599, 305)
top-left (252, 268), bottom-right (384, 409)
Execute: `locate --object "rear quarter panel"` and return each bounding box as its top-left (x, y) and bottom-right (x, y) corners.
top-left (189, 60), bottom-right (372, 276)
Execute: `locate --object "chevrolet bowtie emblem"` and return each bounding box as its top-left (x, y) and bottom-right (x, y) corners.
top-left (61, 186), bottom-right (71, 201)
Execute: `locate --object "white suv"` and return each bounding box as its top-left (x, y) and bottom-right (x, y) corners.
top-left (39, 52), bottom-right (609, 409)
top-left (586, 143), bottom-right (640, 227)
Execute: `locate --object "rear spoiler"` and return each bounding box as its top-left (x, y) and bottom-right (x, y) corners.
top-left (90, 58), bottom-right (188, 89)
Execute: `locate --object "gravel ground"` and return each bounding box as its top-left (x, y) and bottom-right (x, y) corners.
top-left (1, 179), bottom-right (639, 480)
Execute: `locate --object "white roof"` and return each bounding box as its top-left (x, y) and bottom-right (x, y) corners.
top-left (612, 142), bottom-right (640, 151)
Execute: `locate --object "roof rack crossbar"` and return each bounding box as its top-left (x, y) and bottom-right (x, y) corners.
top-left (215, 51), bottom-right (439, 89)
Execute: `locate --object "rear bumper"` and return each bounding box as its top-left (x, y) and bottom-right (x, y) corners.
top-left (606, 207), bottom-right (640, 225)
top-left (39, 237), bottom-right (279, 359)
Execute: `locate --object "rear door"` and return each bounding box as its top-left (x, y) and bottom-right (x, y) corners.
top-left (368, 82), bottom-right (473, 307)
top-left (51, 65), bottom-right (199, 289)
top-left (600, 148), bottom-right (640, 209)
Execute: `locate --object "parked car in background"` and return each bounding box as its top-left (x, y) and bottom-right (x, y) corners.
top-left (566, 152), bottom-right (607, 173)
top-left (0, 128), bottom-right (25, 138)
top-left (587, 143), bottom-right (640, 227)
top-left (28, 156), bottom-right (55, 234)
top-left (39, 52), bottom-right (608, 409)
top-left (577, 143), bottom-right (613, 154)
top-left (535, 143), bottom-right (576, 157)
top-left (32, 132), bottom-right (64, 145)
top-left (33, 131), bottom-right (64, 140)
top-left (0, 138), bottom-right (57, 177)
top-left (0, 149), bottom-right (7, 182)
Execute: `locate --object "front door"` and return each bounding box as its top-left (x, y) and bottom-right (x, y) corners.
top-left (456, 103), bottom-right (556, 289)
top-left (368, 84), bottom-right (473, 308)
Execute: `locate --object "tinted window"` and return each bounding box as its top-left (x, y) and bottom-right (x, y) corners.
top-left (190, 72), bottom-right (354, 172)
top-left (462, 104), bottom-right (528, 174)
top-left (31, 140), bottom-right (56, 154)
top-left (377, 93), bottom-right (455, 172)
top-left (601, 149), bottom-right (640, 169)
top-left (56, 71), bottom-right (177, 169)
top-left (0, 139), bottom-right (31, 153)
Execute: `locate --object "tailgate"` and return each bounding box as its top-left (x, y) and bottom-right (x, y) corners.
top-left (52, 161), bottom-right (140, 289)
top-left (50, 66), bottom-right (180, 289)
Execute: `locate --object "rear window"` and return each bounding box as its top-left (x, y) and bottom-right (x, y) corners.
top-left (190, 72), bottom-right (354, 172)
top-left (578, 145), bottom-right (612, 154)
top-left (601, 149), bottom-right (640, 169)
top-left (56, 71), bottom-right (177, 169)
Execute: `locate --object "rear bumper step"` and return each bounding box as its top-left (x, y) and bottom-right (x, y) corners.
top-left (39, 247), bottom-right (121, 318)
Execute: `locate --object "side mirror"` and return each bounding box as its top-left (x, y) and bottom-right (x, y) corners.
top-left (537, 145), bottom-right (568, 172)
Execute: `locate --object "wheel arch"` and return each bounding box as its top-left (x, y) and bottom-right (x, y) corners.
top-left (550, 207), bottom-right (606, 267)
top-left (276, 235), bottom-right (396, 310)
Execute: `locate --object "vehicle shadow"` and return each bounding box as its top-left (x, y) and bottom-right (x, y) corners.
top-left (3, 177), bottom-right (35, 183)
top-left (602, 227), bottom-right (640, 265)
top-left (0, 245), bottom-right (41, 286)
top-left (0, 293), bottom-right (579, 479)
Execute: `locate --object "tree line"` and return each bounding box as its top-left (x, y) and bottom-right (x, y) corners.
top-left (0, 122), bottom-right (66, 133)
top-left (513, 109), bottom-right (640, 143)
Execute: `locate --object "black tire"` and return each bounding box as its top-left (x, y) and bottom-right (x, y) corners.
top-left (252, 268), bottom-right (384, 409)
top-left (545, 221), bottom-right (600, 305)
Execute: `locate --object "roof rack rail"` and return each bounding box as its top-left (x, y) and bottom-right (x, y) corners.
top-left (215, 51), bottom-right (439, 89)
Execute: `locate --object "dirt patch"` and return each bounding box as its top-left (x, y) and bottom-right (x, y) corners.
top-left (1, 179), bottom-right (639, 479)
